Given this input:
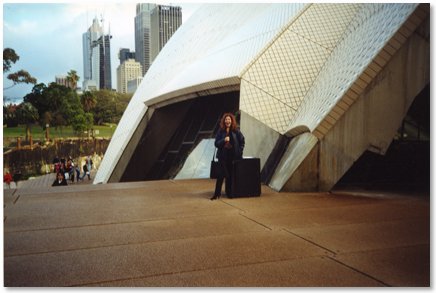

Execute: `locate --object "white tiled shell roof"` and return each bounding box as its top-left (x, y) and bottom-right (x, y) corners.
top-left (95, 3), bottom-right (419, 184)
top-left (94, 3), bottom-right (306, 183)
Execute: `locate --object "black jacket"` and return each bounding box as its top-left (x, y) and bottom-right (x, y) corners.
top-left (215, 128), bottom-right (245, 161)
top-left (52, 178), bottom-right (68, 186)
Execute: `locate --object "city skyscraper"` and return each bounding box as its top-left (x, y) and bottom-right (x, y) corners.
top-left (135, 3), bottom-right (156, 76)
top-left (119, 48), bottom-right (136, 64)
top-left (135, 3), bottom-right (182, 76)
top-left (100, 34), bottom-right (113, 90)
top-left (82, 17), bottom-right (112, 91)
top-left (117, 56), bottom-right (143, 94)
top-left (150, 5), bottom-right (182, 63)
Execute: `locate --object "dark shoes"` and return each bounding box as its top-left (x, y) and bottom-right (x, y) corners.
top-left (210, 194), bottom-right (220, 200)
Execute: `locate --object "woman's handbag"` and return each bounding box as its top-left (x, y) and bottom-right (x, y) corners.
top-left (210, 148), bottom-right (221, 179)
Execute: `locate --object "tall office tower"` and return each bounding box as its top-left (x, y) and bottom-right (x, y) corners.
top-left (83, 19), bottom-right (101, 81)
top-left (135, 4), bottom-right (182, 76)
top-left (116, 59), bottom-right (143, 94)
top-left (82, 17), bottom-right (112, 91)
top-left (100, 34), bottom-right (113, 90)
top-left (119, 48), bottom-right (136, 64)
top-left (150, 5), bottom-right (182, 63)
top-left (135, 3), bottom-right (156, 76)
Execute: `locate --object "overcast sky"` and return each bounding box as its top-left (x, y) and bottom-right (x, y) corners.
top-left (2, 1), bottom-right (201, 103)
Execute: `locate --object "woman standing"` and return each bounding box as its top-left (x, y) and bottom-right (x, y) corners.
top-left (211, 112), bottom-right (245, 200)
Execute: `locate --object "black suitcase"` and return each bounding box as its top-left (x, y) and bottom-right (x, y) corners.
top-left (230, 158), bottom-right (261, 198)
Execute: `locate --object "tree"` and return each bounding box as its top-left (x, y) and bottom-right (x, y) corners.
top-left (66, 69), bottom-right (79, 90)
top-left (84, 112), bottom-right (94, 137)
top-left (91, 90), bottom-right (131, 125)
top-left (24, 83), bottom-right (50, 127)
top-left (70, 113), bottom-right (86, 135)
top-left (70, 112), bottom-right (94, 136)
top-left (42, 111), bottom-right (52, 128)
top-left (24, 83), bottom-right (85, 131)
top-left (15, 102), bottom-right (39, 142)
top-left (3, 48), bottom-right (37, 90)
top-left (3, 48), bottom-right (19, 72)
top-left (80, 91), bottom-right (97, 112)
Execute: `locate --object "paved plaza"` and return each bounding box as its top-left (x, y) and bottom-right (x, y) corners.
top-left (3, 175), bottom-right (430, 287)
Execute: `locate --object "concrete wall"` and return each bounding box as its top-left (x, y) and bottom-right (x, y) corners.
top-left (281, 142), bottom-right (319, 192)
top-left (318, 31), bottom-right (429, 191)
top-left (240, 111), bottom-right (280, 170)
top-left (269, 132), bottom-right (318, 191)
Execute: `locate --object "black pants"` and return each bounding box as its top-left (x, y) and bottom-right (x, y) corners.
top-left (214, 160), bottom-right (233, 197)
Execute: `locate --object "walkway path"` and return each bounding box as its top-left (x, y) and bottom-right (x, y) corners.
top-left (3, 179), bottom-right (430, 287)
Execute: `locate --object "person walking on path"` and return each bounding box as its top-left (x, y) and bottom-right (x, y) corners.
top-left (81, 163), bottom-right (91, 180)
top-left (211, 112), bottom-right (245, 200)
top-left (86, 156), bottom-right (93, 179)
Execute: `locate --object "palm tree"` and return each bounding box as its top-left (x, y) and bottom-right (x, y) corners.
top-left (80, 91), bottom-right (97, 112)
top-left (66, 69), bottom-right (79, 90)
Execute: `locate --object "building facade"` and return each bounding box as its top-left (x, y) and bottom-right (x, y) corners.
top-left (82, 17), bottom-right (112, 91)
top-left (117, 58), bottom-right (143, 94)
top-left (127, 77), bottom-right (143, 94)
top-left (55, 75), bottom-right (69, 88)
top-left (55, 75), bottom-right (81, 91)
top-left (96, 4), bottom-right (429, 192)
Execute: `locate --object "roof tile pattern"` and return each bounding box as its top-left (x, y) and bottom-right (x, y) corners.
top-left (240, 3), bottom-right (417, 135)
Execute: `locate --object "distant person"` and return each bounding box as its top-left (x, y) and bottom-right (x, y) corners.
top-left (52, 172), bottom-right (68, 186)
top-left (74, 164), bottom-right (81, 181)
top-left (211, 112), bottom-right (245, 200)
top-left (13, 170), bottom-right (22, 186)
top-left (64, 157), bottom-right (72, 181)
top-left (85, 156), bottom-right (93, 180)
top-left (60, 157), bottom-right (66, 172)
top-left (53, 156), bottom-right (60, 173)
top-left (4, 171), bottom-right (13, 189)
top-left (81, 163), bottom-right (91, 180)
top-left (67, 157), bottom-right (76, 182)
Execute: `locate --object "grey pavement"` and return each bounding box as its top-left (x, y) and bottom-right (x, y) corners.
top-left (3, 177), bottom-right (430, 287)
top-left (3, 170), bottom-right (97, 190)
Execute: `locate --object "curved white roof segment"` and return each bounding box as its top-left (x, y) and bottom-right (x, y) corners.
top-left (240, 3), bottom-right (418, 135)
top-left (141, 3), bottom-right (306, 106)
top-left (94, 3), bottom-right (307, 184)
top-left (288, 3), bottom-right (418, 134)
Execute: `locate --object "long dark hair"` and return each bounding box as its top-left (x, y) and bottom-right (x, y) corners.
top-left (219, 112), bottom-right (238, 131)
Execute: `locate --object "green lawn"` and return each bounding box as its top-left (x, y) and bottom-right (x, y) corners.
top-left (3, 124), bottom-right (116, 140)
